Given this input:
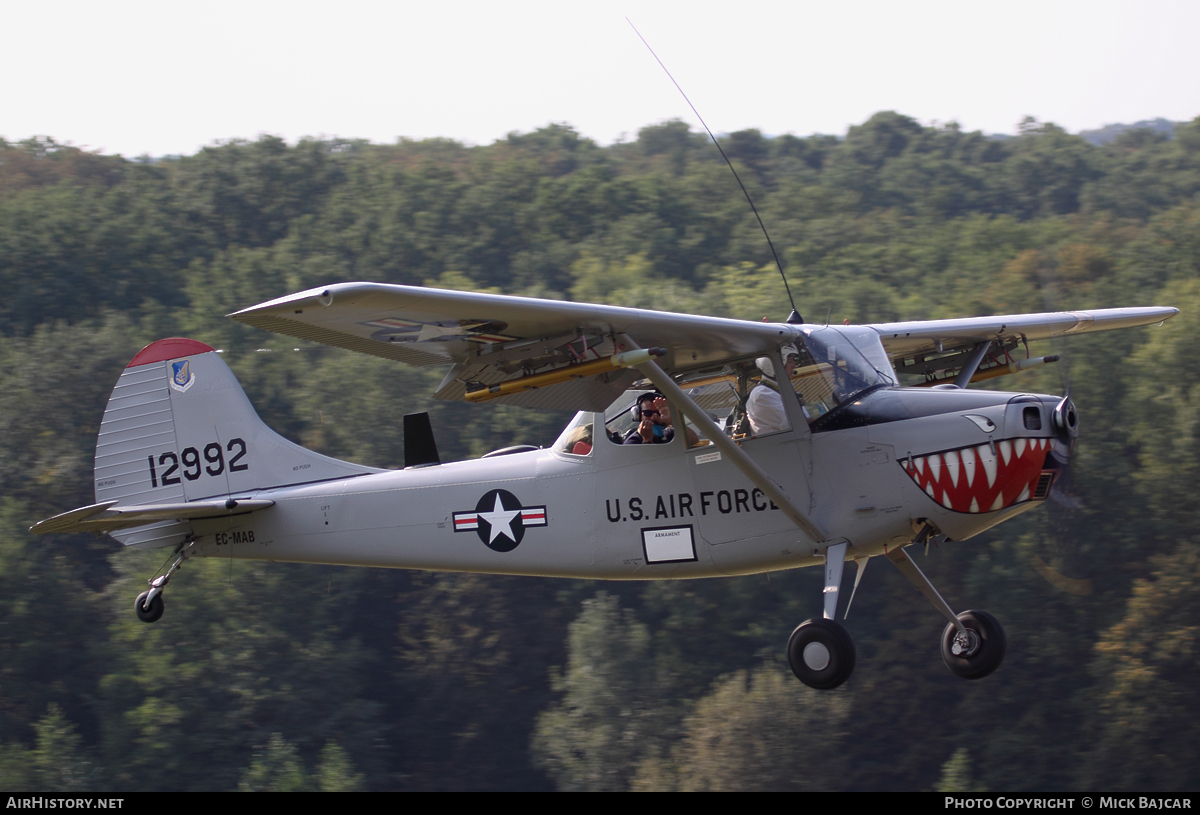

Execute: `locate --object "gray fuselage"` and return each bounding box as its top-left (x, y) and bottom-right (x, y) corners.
top-left (189, 388), bottom-right (1062, 578)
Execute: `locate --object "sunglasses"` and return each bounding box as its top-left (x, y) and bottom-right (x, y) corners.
top-left (640, 409), bottom-right (660, 417)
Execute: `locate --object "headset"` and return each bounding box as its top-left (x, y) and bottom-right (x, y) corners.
top-left (629, 391), bottom-right (666, 422)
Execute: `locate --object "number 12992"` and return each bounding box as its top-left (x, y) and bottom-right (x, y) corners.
top-left (148, 438), bottom-right (248, 487)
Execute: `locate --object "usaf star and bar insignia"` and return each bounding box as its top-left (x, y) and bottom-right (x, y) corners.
top-left (453, 489), bottom-right (547, 552)
top-left (363, 317), bottom-right (517, 345)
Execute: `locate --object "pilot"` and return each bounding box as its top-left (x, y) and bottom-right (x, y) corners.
top-left (623, 392), bottom-right (678, 445)
top-left (746, 344), bottom-right (801, 435)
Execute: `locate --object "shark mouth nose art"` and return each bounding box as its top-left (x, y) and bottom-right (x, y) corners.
top-left (902, 438), bottom-right (1057, 513)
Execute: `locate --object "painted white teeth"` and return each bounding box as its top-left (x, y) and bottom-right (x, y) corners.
top-left (907, 438), bottom-right (1046, 513)
top-left (928, 453), bottom-right (943, 483)
top-left (980, 446), bottom-right (997, 488)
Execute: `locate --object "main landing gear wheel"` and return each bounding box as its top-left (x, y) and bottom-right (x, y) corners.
top-left (135, 591), bottom-right (164, 623)
top-left (941, 610), bottom-right (1006, 680)
top-left (787, 619), bottom-right (856, 690)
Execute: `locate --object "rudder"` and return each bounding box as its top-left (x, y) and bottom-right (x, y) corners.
top-left (95, 338), bottom-right (378, 514)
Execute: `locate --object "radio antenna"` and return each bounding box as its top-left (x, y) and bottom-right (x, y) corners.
top-left (627, 18), bottom-right (803, 324)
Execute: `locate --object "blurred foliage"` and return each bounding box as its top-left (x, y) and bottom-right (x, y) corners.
top-left (661, 665), bottom-right (851, 791)
top-left (0, 111), bottom-right (1198, 789)
top-left (533, 592), bottom-right (666, 791)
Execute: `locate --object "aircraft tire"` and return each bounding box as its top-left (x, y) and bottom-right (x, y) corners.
top-left (787, 618), bottom-right (856, 690)
top-left (135, 591), bottom-right (164, 623)
top-left (941, 610), bottom-right (1005, 680)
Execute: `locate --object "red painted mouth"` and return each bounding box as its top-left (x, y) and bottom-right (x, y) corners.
top-left (901, 438), bottom-right (1053, 514)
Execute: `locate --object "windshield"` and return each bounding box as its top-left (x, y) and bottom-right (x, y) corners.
top-left (796, 326), bottom-right (896, 417)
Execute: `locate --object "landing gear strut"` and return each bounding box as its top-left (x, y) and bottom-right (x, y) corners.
top-left (785, 530), bottom-right (1009, 686)
top-left (887, 526), bottom-right (1008, 681)
top-left (788, 541), bottom-right (858, 690)
top-left (134, 539), bottom-right (198, 623)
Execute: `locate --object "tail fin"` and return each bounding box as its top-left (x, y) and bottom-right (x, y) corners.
top-left (95, 338), bottom-right (379, 516)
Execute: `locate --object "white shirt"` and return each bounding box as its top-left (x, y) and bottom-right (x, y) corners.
top-left (746, 381), bottom-right (791, 435)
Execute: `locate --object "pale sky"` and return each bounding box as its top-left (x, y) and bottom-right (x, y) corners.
top-left (3, 0), bottom-right (1198, 157)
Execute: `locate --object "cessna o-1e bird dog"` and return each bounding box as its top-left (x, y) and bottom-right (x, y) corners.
top-left (33, 284), bottom-right (1176, 689)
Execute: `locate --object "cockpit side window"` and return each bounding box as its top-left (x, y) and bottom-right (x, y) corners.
top-left (554, 412), bottom-right (595, 456)
top-left (598, 352), bottom-right (822, 449)
top-left (671, 357), bottom-right (802, 439)
top-left (744, 347), bottom-right (802, 436)
top-left (601, 390), bottom-right (698, 447)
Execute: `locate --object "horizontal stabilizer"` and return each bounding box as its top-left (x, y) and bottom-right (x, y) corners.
top-left (31, 498), bottom-right (274, 535)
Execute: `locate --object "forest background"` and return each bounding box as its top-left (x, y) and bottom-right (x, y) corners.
top-left (1, 112), bottom-right (1199, 791)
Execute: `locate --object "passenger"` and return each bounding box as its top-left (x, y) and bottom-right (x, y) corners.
top-left (562, 422), bottom-right (593, 455)
top-left (746, 344), bottom-right (801, 435)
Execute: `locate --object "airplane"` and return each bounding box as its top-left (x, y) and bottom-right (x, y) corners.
top-left (31, 282), bottom-right (1177, 689)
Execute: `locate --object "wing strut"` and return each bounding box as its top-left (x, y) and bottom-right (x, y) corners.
top-left (953, 342), bottom-right (993, 389)
top-left (632, 357), bottom-right (827, 542)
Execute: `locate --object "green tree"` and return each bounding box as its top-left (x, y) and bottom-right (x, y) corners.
top-left (238, 733), bottom-right (313, 791)
top-left (1079, 540), bottom-right (1200, 790)
top-left (660, 666), bottom-right (851, 791)
top-left (315, 741), bottom-right (365, 792)
top-left (935, 747), bottom-right (981, 793)
top-left (532, 593), bottom-right (669, 791)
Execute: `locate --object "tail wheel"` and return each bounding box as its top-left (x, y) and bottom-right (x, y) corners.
top-left (941, 610), bottom-right (1006, 680)
top-left (135, 591), bottom-right (164, 623)
top-left (787, 618), bottom-right (856, 690)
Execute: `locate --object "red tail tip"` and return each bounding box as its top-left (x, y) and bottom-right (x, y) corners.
top-left (127, 338), bottom-right (216, 368)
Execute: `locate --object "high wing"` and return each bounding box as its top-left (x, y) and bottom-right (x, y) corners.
top-left (230, 282), bottom-right (1178, 406)
top-left (230, 283), bottom-right (800, 410)
top-left (872, 307), bottom-right (1178, 382)
top-left (872, 308), bottom-right (1178, 356)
